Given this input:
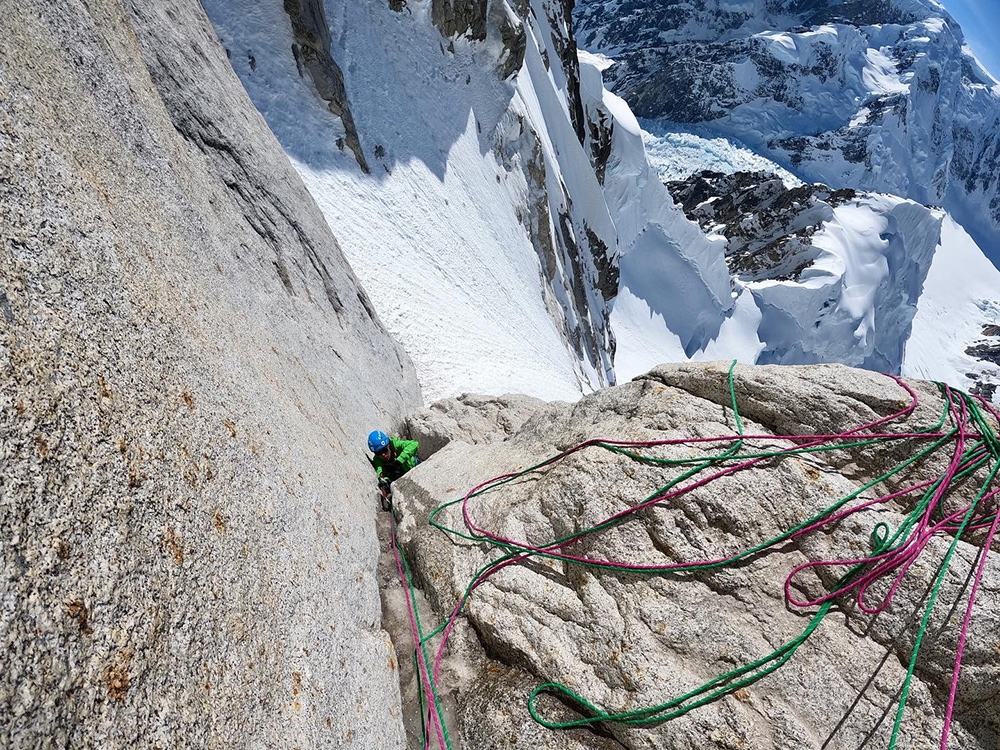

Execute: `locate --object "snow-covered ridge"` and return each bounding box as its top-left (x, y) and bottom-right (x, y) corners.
top-left (574, 0), bottom-right (1000, 264)
top-left (573, 40), bottom-right (1000, 393)
top-left (656, 164), bottom-right (1000, 394)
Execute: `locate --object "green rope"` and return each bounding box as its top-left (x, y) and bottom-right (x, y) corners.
top-left (408, 365), bottom-right (995, 746)
top-left (392, 512), bottom-right (453, 749)
top-left (888, 395), bottom-right (1000, 747)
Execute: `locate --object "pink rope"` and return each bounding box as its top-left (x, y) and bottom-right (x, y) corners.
top-left (938, 392), bottom-right (1000, 747)
top-left (784, 389), bottom-right (969, 613)
top-left (458, 376), bottom-right (924, 571)
top-left (390, 518), bottom-right (446, 749)
top-left (417, 372), bottom-right (998, 750)
top-left (941, 493), bottom-right (1000, 747)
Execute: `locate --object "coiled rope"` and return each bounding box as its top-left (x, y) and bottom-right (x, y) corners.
top-left (390, 362), bottom-right (999, 749)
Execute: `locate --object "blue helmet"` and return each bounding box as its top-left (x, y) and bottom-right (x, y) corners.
top-left (368, 430), bottom-right (390, 454)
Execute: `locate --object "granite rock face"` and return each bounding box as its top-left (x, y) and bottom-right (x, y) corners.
top-left (1, 0), bottom-right (420, 746)
top-left (406, 393), bottom-right (551, 459)
top-left (388, 362), bottom-right (1000, 748)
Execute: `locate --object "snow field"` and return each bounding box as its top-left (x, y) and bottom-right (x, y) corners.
top-left (204, 0), bottom-right (608, 403)
top-left (904, 217), bottom-right (1000, 391)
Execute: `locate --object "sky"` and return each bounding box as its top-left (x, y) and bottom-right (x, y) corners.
top-left (942, 0), bottom-right (1000, 81)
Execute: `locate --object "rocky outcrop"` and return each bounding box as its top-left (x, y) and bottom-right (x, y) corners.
top-left (406, 392), bottom-right (550, 458)
top-left (432, 0), bottom-right (490, 40)
top-left (966, 325), bottom-right (1000, 400)
top-left (431, 0), bottom-right (527, 80)
top-left (493, 110), bottom-right (618, 389)
top-left (283, 0), bottom-right (369, 172)
top-left (386, 362), bottom-right (1000, 748)
top-left (582, 97), bottom-right (613, 186)
top-left (496, 1), bottom-right (528, 80)
top-left (666, 170), bottom-right (856, 282)
top-left (534, 0), bottom-right (587, 145)
top-left (1, 0), bottom-right (420, 746)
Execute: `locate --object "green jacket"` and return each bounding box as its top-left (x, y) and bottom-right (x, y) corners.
top-left (372, 436), bottom-right (420, 482)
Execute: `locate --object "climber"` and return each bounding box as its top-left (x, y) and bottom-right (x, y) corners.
top-left (367, 430), bottom-right (420, 510)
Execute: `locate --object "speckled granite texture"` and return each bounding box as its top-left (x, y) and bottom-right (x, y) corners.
top-left (0, 1), bottom-right (420, 746)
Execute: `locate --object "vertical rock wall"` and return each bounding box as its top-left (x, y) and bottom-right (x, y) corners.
top-left (0, 0), bottom-right (420, 746)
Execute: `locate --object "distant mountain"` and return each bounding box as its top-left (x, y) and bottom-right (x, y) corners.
top-left (574, 0), bottom-right (1000, 263)
top-left (661, 169), bottom-right (1000, 397)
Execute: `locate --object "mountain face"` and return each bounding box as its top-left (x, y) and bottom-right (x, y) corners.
top-left (201, 0), bottom-right (1000, 399)
top-left (2, 0), bottom-right (419, 745)
top-left (7, 2), bottom-right (1000, 748)
top-left (573, 0), bottom-right (1000, 262)
top-left (203, 0), bottom-right (622, 400)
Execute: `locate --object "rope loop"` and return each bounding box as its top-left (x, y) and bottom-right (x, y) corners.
top-left (391, 363), bottom-right (999, 750)
top-left (870, 521), bottom-right (891, 552)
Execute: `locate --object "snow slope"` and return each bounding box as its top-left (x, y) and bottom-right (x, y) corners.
top-left (576, 51), bottom-right (756, 379)
top-left (905, 217), bottom-right (1000, 394)
top-left (203, 0), bottom-right (614, 403)
top-left (746, 195), bottom-right (942, 372)
top-left (595, 78), bottom-right (1000, 389)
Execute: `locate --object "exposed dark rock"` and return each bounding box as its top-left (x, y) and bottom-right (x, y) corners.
top-left (584, 222), bottom-right (618, 302)
top-left (919, 65), bottom-right (942, 95)
top-left (666, 170), bottom-right (857, 282)
top-left (966, 343), bottom-right (1000, 366)
top-left (585, 105), bottom-right (612, 184)
top-left (432, 0), bottom-right (489, 40)
top-left (495, 0), bottom-right (527, 79)
top-left (970, 379), bottom-right (999, 401)
top-left (966, 328), bottom-right (1000, 398)
top-left (284, 0), bottom-right (369, 172)
top-left (803, 0), bottom-right (913, 26)
top-left (541, 0), bottom-right (587, 144)
top-left (431, 1), bottom-right (526, 80)
top-left (512, 0), bottom-right (531, 16)
top-left (523, 136), bottom-right (559, 282)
